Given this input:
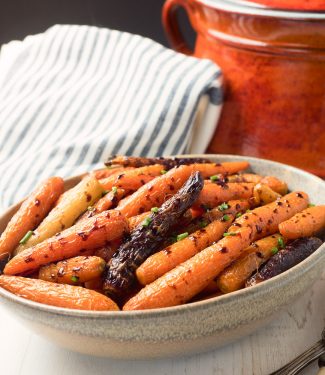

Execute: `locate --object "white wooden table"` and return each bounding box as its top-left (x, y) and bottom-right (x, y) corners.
top-left (0, 272), bottom-right (324, 375)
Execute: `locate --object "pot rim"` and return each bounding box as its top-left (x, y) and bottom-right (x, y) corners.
top-left (198, 0), bottom-right (325, 20)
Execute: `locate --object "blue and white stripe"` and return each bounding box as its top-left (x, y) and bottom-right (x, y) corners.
top-left (0, 25), bottom-right (222, 208)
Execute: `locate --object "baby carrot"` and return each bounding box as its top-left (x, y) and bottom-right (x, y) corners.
top-left (0, 275), bottom-right (118, 311)
top-left (216, 234), bottom-right (284, 293)
top-left (4, 210), bottom-right (128, 276)
top-left (0, 177), bottom-right (64, 258)
top-left (227, 173), bottom-right (263, 184)
top-left (194, 183), bottom-right (255, 209)
top-left (38, 256), bottom-right (106, 285)
top-left (136, 215), bottom-right (234, 285)
top-left (253, 183), bottom-right (281, 205)
top-left (123, 191), bottom-right (309, 310)
top-left (279, 205), bottom-right (325, 240)
top-left (260, 176), bottom-right (288, 195)
top-left (91, 167), bottom-right (134, 180)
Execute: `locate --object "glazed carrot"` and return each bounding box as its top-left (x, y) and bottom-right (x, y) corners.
top-left (0, 177), bottom-right (64, 258)
top-left (279, 205), bottom-right (325, 240)
top-left (253, 183), bottom-right (281, 205)
top-left (194, 182), bottom-right (255, 209)
top-left (123, 191), bottom-right (309, 310)
top-left (4, 210), bottom-right (128, 276)
top-left (123, 227), bottom-right (253, 310)
top-left (84, 276), bottom-right (103, 291)
top-left (38, 256), bottom-right (106, 285)
top-left (191, 161), bottom-right (250, 177)
top-left (0, 275), bottom-right (118, 311)
top-left (136, 215), bottom-right (234, 285)
top-left (227, 173), bottom-right (263, 184)
top-left (91, 166), bottom-right (134, 180)
top-left (93, 239), bottom-right (122, 262)
top-left (216, 234), bottom-right (285, 293)
top-left (99, 164), bottom-right (163, 191)
top-left (15, 175), bottom-right (104, 253)
top-left (128, 212), bottom-right (152, 231)
top-left (260, 176), bottom-right (288, 195)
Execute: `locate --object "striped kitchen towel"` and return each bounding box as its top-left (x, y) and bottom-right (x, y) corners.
top-left (0, 25), bottom-right (223, 208)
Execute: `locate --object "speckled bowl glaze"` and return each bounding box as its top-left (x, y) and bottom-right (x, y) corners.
top-left (0, 155), bottom-right (324, 359)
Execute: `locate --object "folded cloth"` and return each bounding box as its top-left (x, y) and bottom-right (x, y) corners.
top-left (0, 25), bottom-right (222, 208)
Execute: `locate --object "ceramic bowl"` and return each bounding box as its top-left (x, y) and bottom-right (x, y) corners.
top-left (0, 154), bottom-right (324, 359)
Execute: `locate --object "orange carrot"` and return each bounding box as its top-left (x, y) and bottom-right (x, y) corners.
top-left (192, 161), bottom-right (249, 177)
top-left (253, 183), bottom-right (281, 205)
top-left (123, 191), bottom-right (309, 310)
top-left (0, 275), bottom-right (118, 311)
top-left (260, 176), bottom-right (288, 195)
top-left (4, 210), bottom-right (128, 276)
top-left (216, 234), bottom-right (284, 293)
top-left (91, 167), bottom-right (134, 180)
top-left (279, 205), bottom-right (325, 240)
top-left (99, 164), bottom-right (163, 191)
top-left (0, 177), bottom-right (64, 258)
top-left (93, 240), bottom-right (122, 262)
top-left (227, 173), bottom-right (263, 184)
top-left (194, 182), bottom-right (255, 209)
top-left (128, 212), bottom-right (152, 231)
top-left (38, 256), bottom-right (106, 285)
top-left (136, 215), bottom-right (234, 285)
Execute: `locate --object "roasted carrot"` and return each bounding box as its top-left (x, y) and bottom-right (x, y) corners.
top-left (253, 183), bottom-right (281, 205)
top-left (192, 161), bottom-right (249, 177)
top-left (91, 166), bottom-right (134, 180)
top-left (0, 177), bottom-right (64, 258)
top-left (194, 182), bottom-right (255, 209)
top-left (0, 275), bottom-right (118, 311)
top-left (4, 210), bottom-right (128, 276)
top-left (260, 176), bottom-right (288, 195)
top-left (93, 240), bottom-right (121, 262)
top-left (136, 215), bottom-right (234, 285)
top-left (279, 205), bottom-right (325, 240)
top-left (38, 256), bottom-right (106, 285)
top-left (123, 191), bottom-right (309, 310)
top-left (99, 164), bottom-right (163, 191)
top-left (84, 276), bottom-right (103, 291)
top-left (227, 173), bottom-right (263, 184)
top-left (15, 175), bottom-right (104, 253)
top-left (216, 234), bottom-right (285, 293)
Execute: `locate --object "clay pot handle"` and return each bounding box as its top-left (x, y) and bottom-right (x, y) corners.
top-left (162, 0), bottom-right (194, 55)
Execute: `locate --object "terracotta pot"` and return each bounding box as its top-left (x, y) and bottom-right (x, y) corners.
top-left (162, 0), bottom-right (325, 177)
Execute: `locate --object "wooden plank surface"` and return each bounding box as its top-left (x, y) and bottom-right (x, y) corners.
top-left (0, 272), bottom-right (324, 375)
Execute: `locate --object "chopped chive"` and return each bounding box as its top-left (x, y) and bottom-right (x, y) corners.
top-left (151, 207), bottom-right (159, 213)
top-left (223, 232), bottom-right (237, 237)
top-left (236, 212), bottom-right (242, 218)
top-left (199, 220), bottom-right (208, 228)
top-left (142, 217), bottom-right (152, 227)
top-left (222, 214), bottom-right (230, 221)
top-left (308, 203), bottom-right (315, 207)
top-left (177, 232), bottom-right (189, 242)
top-left (71, 275), bottom-right (79, 283)
top-left (246, 209), bottom-right (252, 213)
top-left (277, 237), bottom-right (285, 249)
top-left (210, 175), bottom-right (220, 182)
top-left (271, 247), bottom-right (279, 255)
top-left (112, 186), bottom-right (118, 195)
top-left (160, 169), bottom-right (167, 175)
top-left (218, 202), bottom-right (229, 211)
top-left (19, 230), bottom-right (34, 245)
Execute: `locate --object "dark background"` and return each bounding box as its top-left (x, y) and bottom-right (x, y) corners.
top-left (0, 0), bottom-right (195, 48)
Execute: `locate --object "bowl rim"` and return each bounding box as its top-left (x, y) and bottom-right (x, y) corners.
top-left (0, 153), bottom-right (324, 319)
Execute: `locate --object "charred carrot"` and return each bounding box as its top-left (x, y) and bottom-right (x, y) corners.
top-left (123, 191), bottom-right (309, 310)
top-left (0, 275), bottom-right (118, 311)
top-left (279, 205), bottom-right (325, 240)
top-left (194, 182), bottom-right (255, 209)
top-left (4, 210), bottom-right (128, 276)
top-left (136, 215), bottom-right (234, 285)
top-left (38, 256), bottom-right (106, 285)
top-left (216, 234), bottom-right (284, 293)
top-left (0, 177), bottom-right (64, 258)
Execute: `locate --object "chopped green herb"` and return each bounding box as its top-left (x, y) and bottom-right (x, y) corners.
top-left (236, 212), bottom-right (242, 218)
top-left (218, 202), bottom-right (229, 211)
top-left (142, 217), bottom-right (152, 227)
top-left (160, 169), bottom-right (167, 175)
top-left (151, 207), bottom-right (159, 213)
top-left (271, 247), bottom-right (279, 255)
top-left (101, 190), bottom-right (109, 197)
top-left (277, 237), bottom-right (285, 249)
top-left (71, 276), bottom-right (79, 283)
top-left (246, 209), bottom-right (252, 213)
top-left (111, 186), bottom-right (118, 195)
top-left (87, 206), bottom-right (95, 211)
top-left (222, 214), bottom-right (230, 221)
top-left (308, 203), bottom-right (315, 207)
top-left (210, 175), bottom-right (220, 182)
top-left (223, 232), bottom-right (237, 237)
top-left (199, 220), bottom-right (208, 228)
top-left (19, 230), bottom-right (34, 245)
top-left (177, 232), bottom-right (189, 242)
